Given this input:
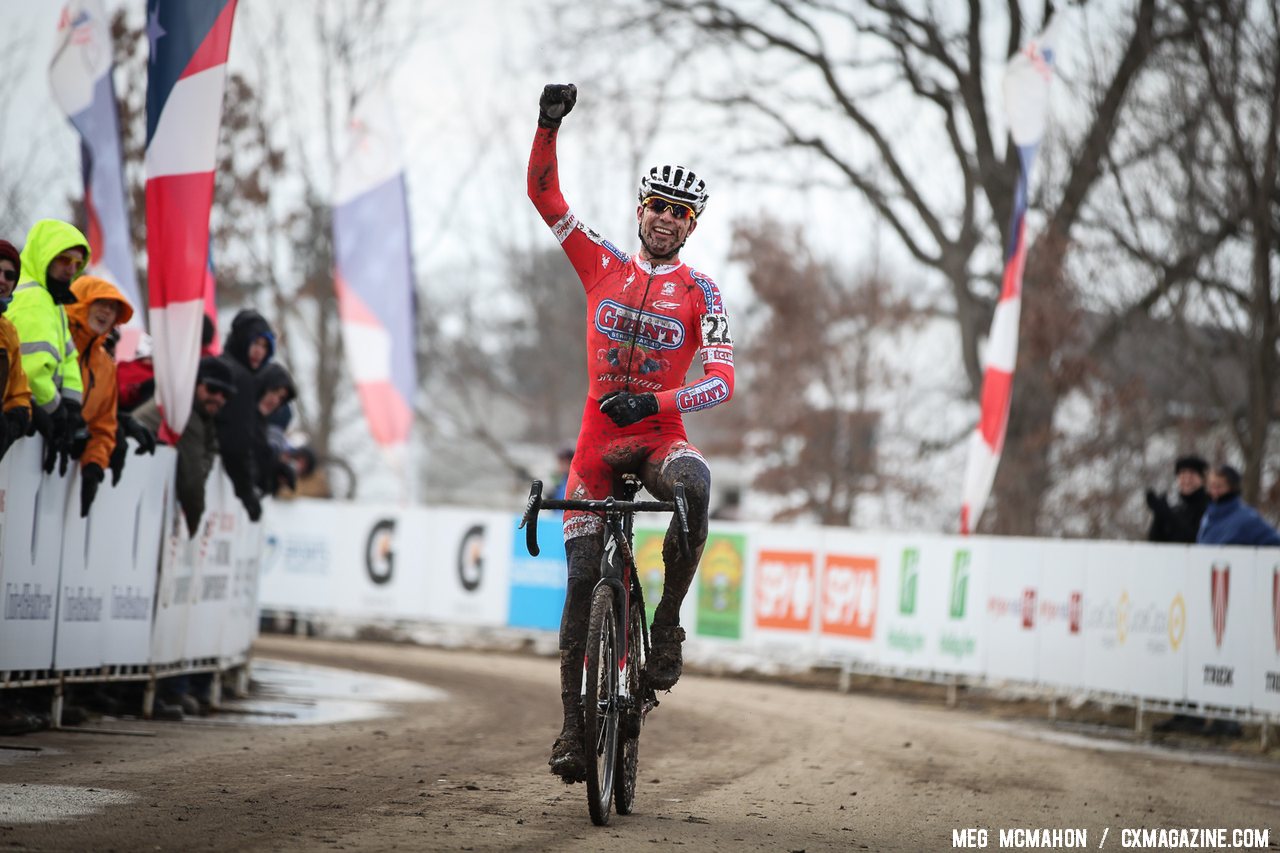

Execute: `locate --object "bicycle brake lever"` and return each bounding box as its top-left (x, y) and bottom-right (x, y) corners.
top-left (521, 480), bottom-right (543, 556)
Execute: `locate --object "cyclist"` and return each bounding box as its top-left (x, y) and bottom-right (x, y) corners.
top-left (528, 83), bottom-right (735, 783)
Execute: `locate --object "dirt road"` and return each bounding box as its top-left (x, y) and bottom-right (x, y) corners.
top-left (1, 636), bottom-right (1277, 852)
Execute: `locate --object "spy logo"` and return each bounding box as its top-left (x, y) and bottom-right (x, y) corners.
top-left (457, 525), bottom-right (485, 592)
top-left (366, 519), bottom-right (396, 585)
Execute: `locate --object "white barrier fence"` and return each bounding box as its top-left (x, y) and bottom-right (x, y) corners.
top-left (0, 437), bottom-right (261, 686)
top-left (259, 502), bottom-right (1280, 721)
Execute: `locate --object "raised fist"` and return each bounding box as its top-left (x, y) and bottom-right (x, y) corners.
top-left (538, 83), bottom-right (578, 129)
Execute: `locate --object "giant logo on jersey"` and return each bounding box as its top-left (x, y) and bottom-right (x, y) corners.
top-left (676, 377), bottom-right (730, 412)
top-left (594, 300), bottom-right (686, 350)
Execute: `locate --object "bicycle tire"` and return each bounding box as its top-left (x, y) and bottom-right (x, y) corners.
top-left (615, 597), bottom-right (643, 815)
top-left (584, 584), bottom-right (620, 826)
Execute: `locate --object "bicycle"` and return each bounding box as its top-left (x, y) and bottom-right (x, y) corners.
top-left (520, 473), bottom-right (691, 826)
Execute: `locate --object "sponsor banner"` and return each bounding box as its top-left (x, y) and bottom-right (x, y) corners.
top-left (877, 537), bottom-right (938, 671)
top-left (633, 527), bottom-right (666, 626)
top-left (419, 509), bottom-right (512, 626)
top-left (508, 518), bottom-right (567, 631)
top-left (1185, 546), bottom-right (1255, 709)
top-left (750, 526), bottom-right (820, 650)
top-left (1252, 551), bottom-right (1280, 713)
top-left (983, 537), bottom-right (1042, 683)
top-left (936, 537), bottom-right (986, 676)
top-left (1082, 543), bottom-right (1187, 701)
top-left (184, 470), bottom-right (239, 660)
top-left (1035, 540), bottom-right (1088, 689)
top-left (258, 498), bottom-right (342, 614)
top-left (695, 530), bottom-right (747, 640)
top-left (0, 439), bottom-right (60, 670)
top-left (221, 494), bottom-right (263, 660)
top-left (814, 528), bottom-right (883, 662)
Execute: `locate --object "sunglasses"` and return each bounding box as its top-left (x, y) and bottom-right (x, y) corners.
top-left (642, 196), bottom-right (696, 221)
top-left (0, 269), bottom-right (15, 282)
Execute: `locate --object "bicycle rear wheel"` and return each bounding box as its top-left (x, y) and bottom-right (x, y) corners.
top-left (615, 597), bottom-right (643, 815)
top-left (584, 584), bottom-right (620, 826)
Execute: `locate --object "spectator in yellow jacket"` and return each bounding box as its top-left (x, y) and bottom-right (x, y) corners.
top-left (0, 239), bottom-right (32, 462)
top-left (66, 276), bottom-right (136, 516)
top-left (7, 219), bottom-right (89, 475)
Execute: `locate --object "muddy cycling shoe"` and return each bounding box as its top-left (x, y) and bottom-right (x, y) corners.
top-left (548, 727), bottom-right (587, 785)
top-left (645, 625), bottom-right (687, 691)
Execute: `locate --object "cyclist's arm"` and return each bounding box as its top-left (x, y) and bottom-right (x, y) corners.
top-left (527, 127), bottom-right (606, 288)
top-left (655, 274), bottom-right (735, 415)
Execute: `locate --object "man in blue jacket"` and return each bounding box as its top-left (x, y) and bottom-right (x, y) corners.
top-left (1196, 465), bottom-right (1280, 546)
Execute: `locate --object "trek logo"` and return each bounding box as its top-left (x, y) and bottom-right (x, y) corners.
top-left (949, 551), bottom-right (971, 619)
top-left (675, 377), bottom-right (728, 412)
top-left (1211, 563), bottom-right (1229, 649)
top-left (594, 300), bottom-right (685, 350)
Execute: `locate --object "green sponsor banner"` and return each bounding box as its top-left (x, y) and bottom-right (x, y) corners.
top-left (949, 550), bottom-right (970, 619)
top-left (695, 532), bottom-right (746, 639)
top-left (633, 529), bottom-right (666, 625)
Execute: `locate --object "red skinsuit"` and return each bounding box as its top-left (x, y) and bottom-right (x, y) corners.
top-left (528, 126), bottom-right (735, 539)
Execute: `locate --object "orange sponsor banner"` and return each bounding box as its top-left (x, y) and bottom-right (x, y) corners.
top-left (821, 555), bottom-right (878, 639)
top-left (754, 550), bottom-right (816, 631)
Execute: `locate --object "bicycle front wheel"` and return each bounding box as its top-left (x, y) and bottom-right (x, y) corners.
top-left (584, 584), bottom-right (620, 826)
top-left (614, 597), bottom-right (643, 815)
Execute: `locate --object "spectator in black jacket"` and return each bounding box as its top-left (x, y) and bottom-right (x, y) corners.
top-left (253, 361), bottom-right (298, 496)
top-left (1145, 455), bottom-right (1210, 543)
top-left (215, 310), bottom-right (275, 521)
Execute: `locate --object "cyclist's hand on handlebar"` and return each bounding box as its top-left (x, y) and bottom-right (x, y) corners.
top-left (539, 83), bottom-right (577, 129)
top-left (600, 390), bottom-right (658, 428)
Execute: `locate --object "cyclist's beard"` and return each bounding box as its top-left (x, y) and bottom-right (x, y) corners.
top-left (637, 224), bottom-right (686, 263)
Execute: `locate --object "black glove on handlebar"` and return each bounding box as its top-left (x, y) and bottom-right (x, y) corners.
top-left (600, 391), bottom-right (659, 428)
top-left (538, 83), bottom-right (577, 129)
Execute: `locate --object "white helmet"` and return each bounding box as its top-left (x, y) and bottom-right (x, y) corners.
top-left (638, 165), bottom-right (709, 217)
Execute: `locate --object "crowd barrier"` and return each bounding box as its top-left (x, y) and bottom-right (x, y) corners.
top-left (258, 500), bottom-right (1280, 725)
top-left (0, 437), bottom-right (262, 715)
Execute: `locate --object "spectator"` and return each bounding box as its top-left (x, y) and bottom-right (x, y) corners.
top-left (65, 276), bottom-right (140, 516)
top-left (133, 356), bottom-right (235, 537)
top-left (549, 447), bottom-right (574, 500)
top-left (1145, 455), bottom-right (1210, 543)
top-left (253, 362), bottom-right (297, 496)
top-left (278, 444), bottom-right (333, 499)
top-left (215, 309), bottom-right (275, 521)
top-left (0, 240), bottom-right (32, 463)
top-left (7, 219), bottom-right (89, 475)
top-left (1197, 464), bottom-right (1280, 546)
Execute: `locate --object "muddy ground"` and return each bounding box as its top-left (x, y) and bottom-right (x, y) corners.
top-left (1, 635), bottom-right (1277, 852)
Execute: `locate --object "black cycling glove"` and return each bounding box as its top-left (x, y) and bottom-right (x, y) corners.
top-left (599, 391), bottom-right (659, 428)
top-left (538, 83), bottom-right (577, 129)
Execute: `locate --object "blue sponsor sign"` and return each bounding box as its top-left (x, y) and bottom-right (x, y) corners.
top-left (507, 518), bottom-right (567, 630)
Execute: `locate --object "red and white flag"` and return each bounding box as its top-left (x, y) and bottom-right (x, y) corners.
top-left (959, 24), bottom-right (1057, 534)
top-left (144, 0), bottom-right (238, 438)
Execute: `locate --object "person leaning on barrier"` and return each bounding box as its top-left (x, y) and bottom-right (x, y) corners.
top-left (1197, 464), bottom-right (1280, 546)
top-left (215, 309), bottom-right (276, 521)
top-left (253, 361), bottom-right (298, 496)
top-left (6, 219), bottom-right (90, 475)
top-left (133, 356), bottom-right (235, 537)
top-left (0, 240), bottom-right (32, 463)
top-left (1145, 454), bottom-right (1210, 543)
top-left (65, 276), bottom-right (145, 516)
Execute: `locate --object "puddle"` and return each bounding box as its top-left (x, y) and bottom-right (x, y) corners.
top-left (0, 783), bottom-right (135, 823)
top-left (975, 719), bottom-right (1280, 772)
top-left (196, 658), bottom-right (447, 727)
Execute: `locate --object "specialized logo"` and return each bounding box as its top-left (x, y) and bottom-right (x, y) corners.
top-left (899, 548), bottom-right (919, 615)
top-left (755, 550), bottom-right (815, 631)
top-left (675, 377), bottom-right (729, 412)
top-left (594, 299), bottom-right (685, 350)
top-left (365, 519), bottom-right (397, 585)
top-left (457, 524), bottom-right (485, 592)
top-left (820, 555), bottom-right (878, 639)
top-left (949, 550), bottom-right (970, 619)
top-left (601, 254), bottom-right (610, 269)
top-left (1211, 563), bottom-right (1229, 649)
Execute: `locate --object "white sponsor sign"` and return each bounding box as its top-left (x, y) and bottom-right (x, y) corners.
top-left (1035, 541), bottom-right (1087, 689)
top-left (420, 509), bottom-right (512, 625)
top-left (748, 526), bottom-right (821, 654)
top-left (0, 440), bottom-right (59, 670)
top-left (877, 536), bottom-right (944, 673)
top-left (983, 537), bottom-right (1042, 683)
top-left (1185, 546), bottom-right (1254, 709)
top-left (1250, 551), bottom-right (1280, 714)
top-left (814, 529), bottom-right (884, 663)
